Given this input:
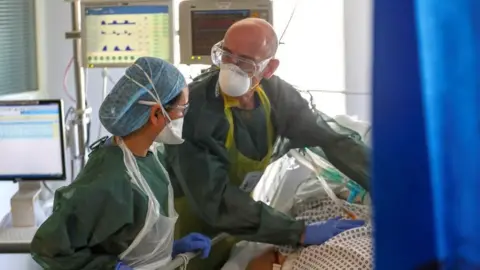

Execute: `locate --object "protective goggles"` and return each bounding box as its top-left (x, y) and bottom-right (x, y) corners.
top-left (211, 41), bottom-right (271, 77)
top-left (139, 101), bottom-right (190, 116)
top-left (165, 103), bottom-right (189, 115)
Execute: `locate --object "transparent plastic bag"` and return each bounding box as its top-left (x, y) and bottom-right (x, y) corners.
top-left (252, 154), bottom-right (304, 214)
top-left (289, 148), bottom-right (369, 219)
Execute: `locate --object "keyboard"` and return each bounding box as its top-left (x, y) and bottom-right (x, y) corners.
top-left (0, 227), bottom-right (37, 243)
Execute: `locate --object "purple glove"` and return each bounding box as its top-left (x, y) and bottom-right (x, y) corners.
top-left (304, 217), bottom-right (365, 245)
top-left (172, 233), bottom-right (211, 259)
top-left (115, 261), bottom-right (133, 270)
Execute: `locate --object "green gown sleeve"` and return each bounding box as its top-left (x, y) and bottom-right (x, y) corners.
top-left (168, 137), bottom-right (305, 246)
top-left (155, 145), bottom-right (184, 198)
top-left (263, 76), bottom-right (371, 191)
top-left (31, 148), bottom-right (147, 270)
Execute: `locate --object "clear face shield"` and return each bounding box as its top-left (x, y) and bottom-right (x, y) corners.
top-left (211, 41), bottom-right (271, 97)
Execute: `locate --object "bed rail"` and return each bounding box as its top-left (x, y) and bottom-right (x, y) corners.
top-left (157, 233), bottom-right (229, 270)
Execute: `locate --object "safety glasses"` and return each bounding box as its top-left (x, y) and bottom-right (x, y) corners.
top-left (211, 41), bottom-right (271, 77)
top-left (165, 103), bottom-right (189, 115)
top-left (138, 101), bottom-right (190, 116)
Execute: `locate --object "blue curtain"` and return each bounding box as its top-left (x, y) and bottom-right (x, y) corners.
top-left (372, 0), bottom-right (479, 269)
top-left (416, 0), bottom-right (480, 268)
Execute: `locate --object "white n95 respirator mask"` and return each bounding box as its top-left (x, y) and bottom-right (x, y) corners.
top-left (155, 117), bottom-right (184, 145)
top-left (218, 63), bottom-right (252, 97)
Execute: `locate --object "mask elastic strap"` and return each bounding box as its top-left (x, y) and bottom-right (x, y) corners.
top-left (125, 68), bottom-right (172, 124)
top-left (138, 100), bottom-right (173, 124)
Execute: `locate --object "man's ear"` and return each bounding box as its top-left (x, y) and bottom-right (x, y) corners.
top-left (262, 59), bottom-right (280, 79)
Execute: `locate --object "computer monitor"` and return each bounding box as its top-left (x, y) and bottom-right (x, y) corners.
top-left (179, 0), bottom-right (273, 65)
top-left (82, 1), bottom-right (174, 68)
top-left (0, 100), bottom-right (66, 181)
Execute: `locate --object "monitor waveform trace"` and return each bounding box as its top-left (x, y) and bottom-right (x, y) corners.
top-left (100, 30), bottom-right (133, 36)
top-left (85, 9), bottom-right (171, 65)
top-left (101, 45), bottom-right (134, 52)
top-left (101, 20), bottom-right (136, 25)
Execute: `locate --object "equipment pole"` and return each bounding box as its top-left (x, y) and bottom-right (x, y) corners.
top-left (70, 0), bottom-right (88, 169)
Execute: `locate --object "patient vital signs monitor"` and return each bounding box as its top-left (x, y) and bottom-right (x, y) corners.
top-left (82, 1), bottom-right (174, 67)
top-left (0, 100), bottom-right (66, 181)
top-left (179, 0), bottom-right (273, 65)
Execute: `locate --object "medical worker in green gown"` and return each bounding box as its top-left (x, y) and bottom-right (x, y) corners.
top-left (166, 18), bottom-right (369, 268)
top-left (30, 57), bottom-right (211, 270)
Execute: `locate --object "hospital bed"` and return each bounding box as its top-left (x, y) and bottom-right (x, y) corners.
top-left (158, 233), bottom-right (229, 270)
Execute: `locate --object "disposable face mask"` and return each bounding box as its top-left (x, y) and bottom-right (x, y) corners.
top-left (218, 63), bottom-right (252, 97)
top-left (155, 117), bottom-right (184, 145)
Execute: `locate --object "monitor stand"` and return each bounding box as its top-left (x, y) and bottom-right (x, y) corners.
top-left (10, 182), bottom-right (42, 228)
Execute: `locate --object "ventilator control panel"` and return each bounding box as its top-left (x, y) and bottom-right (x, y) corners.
top-left (82, 2), bottom-right (174, 68)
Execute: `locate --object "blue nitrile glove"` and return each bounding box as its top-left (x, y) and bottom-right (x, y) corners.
top-left (303, 217), bottom-right (365, 245)
top-left (172, 233), bottom-right (211, 259)
top-left (115, 261), bottom-right (133, 270)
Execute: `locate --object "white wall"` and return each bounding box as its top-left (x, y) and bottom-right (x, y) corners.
top-left (344, 0), bottom-right (373, 121)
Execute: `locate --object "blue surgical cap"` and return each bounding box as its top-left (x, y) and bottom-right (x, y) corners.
top-left (99, 57), bottom-right (186, 137)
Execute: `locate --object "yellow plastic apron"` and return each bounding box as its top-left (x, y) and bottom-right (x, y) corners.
top-left (174, 86), bottom-right (274, 269)
top-left (223, 86), bottom-right (274, 186)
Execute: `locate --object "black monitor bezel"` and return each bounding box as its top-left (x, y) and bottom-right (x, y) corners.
top-left (0, 99), bottom-right (67, 181)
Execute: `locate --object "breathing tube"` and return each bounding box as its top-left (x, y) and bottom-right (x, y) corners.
top-left (289, 148), bottom-right (359, 219)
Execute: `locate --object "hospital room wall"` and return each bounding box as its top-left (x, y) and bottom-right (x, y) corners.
top-left (0, 0), bottom-right (373, 217)
top-left (344, 0), bottom-right (373, 121)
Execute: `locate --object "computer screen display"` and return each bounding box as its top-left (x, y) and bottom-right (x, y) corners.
top-left (191, 10), bottom-right (252, 56)
top-left (84, 5), bottom-right (171, 67)
top-left (0, 101), bottom-right (66, 180)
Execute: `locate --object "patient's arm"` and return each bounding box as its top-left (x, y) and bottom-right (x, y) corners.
top-left (246, 249), bottom-right (287, 270)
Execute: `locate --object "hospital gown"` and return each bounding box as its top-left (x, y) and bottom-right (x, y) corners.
top-left (277, 199), bottom-right (373, 270)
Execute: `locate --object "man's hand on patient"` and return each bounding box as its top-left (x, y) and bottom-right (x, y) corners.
top-left (301, 217), bottom-right (365, 245)
top-left (172, 233), bottom-right (212, 259)
top-left (115, 261), bottom-right (133, 270)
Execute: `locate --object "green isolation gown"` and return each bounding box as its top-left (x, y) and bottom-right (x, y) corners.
top-left (31, 139), bottom-right (171, 270)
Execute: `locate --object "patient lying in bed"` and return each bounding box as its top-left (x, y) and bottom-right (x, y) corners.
top-left (248, 199), bottom-right (372, 270)
top-left (222, 193), bottom-right (372, 270)
top-left (223, 115), bottom-right (372, 270)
